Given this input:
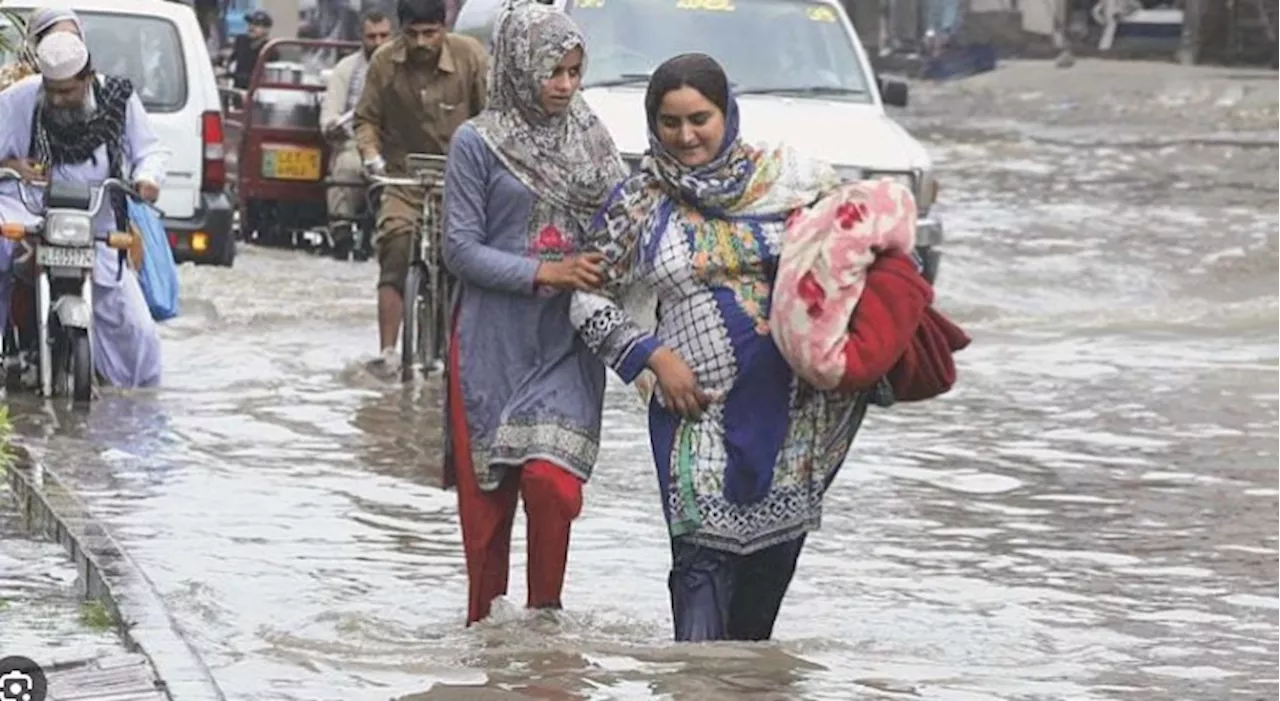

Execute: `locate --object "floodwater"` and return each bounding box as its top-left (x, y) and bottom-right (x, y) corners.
top-left (2, 68), bottom-right (1278, 700)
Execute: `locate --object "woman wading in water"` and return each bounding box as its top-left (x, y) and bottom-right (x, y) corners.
top-left (571, 54), bottom-right (881, 642)
top-left (442, 0), bottom-right (626, 625)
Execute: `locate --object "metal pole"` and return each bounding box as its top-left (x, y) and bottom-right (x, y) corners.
top-left (1054, 0), bottom-right (1075, 68)
top-left (1177, 0), bottom-right (1203, 65)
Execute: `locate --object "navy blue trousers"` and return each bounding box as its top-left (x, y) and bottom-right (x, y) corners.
top-left (667, 534), bottom-right (807, 642)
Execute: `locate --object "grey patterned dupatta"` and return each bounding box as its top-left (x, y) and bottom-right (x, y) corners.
top-left (468, 0), bottom-right (626, 236)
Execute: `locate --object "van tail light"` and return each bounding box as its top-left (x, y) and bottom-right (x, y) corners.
top-left (201, 110), bottom-right (226, 193)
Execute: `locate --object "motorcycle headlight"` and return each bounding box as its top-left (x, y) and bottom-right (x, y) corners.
top-left (44, 212), bottom-right (93, 247)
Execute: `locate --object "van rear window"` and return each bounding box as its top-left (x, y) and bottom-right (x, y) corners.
top-left (0, 11), bottom-right (187, 113)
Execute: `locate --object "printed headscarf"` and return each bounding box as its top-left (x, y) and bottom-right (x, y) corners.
top-left (584, 53), bottom-right (840, 292)
top-left (468, 0), bottom-right (626, 236)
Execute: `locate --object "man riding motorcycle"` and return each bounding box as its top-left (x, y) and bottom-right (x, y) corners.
top-left (319, 10), bottom-right (392, 261)
top-left (0, 30), bottom-right (169, 389)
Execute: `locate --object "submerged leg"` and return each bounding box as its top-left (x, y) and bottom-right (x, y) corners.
top-left (91, 269), bottom-right (161, 388)
top-left (448, 329), bottom-right (519, 626)
top-left (521, 460), bottom-right (583, 610)
top-left (668, 539), bottom-right (737, 642)
top-left (726, 535), bottom-right (807, 641)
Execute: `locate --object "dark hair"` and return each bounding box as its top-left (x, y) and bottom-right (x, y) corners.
top-left (362, 10), bottom-right (390, 26)
top-left (644, 53), bottom-right (730, 128)
top-left (397, 0), bottom-right (447, 27)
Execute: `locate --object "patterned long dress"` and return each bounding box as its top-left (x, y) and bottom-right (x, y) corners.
top-left (571, 144), bottom-right (873, 556)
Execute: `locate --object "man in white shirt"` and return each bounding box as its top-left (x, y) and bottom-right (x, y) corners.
top-left (320, 10), bottom-right (393, 260)
top-left (0, 31), bottom-right (170, 387)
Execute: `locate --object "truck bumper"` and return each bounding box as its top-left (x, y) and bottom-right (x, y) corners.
top-left (916, 215), bottom-right (944, 284)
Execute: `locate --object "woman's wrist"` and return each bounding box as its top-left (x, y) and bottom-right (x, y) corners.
top-left (646, 346), bottom-right (675, 371)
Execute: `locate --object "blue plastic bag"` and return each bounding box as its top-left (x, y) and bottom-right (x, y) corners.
top-left (127, 199), bottom-right (180, 321)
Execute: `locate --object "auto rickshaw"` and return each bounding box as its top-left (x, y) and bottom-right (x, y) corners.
top-left (220, 38), bottom-right (367, 253)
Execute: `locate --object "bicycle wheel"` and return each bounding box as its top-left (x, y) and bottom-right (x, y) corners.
top-left (419, 264), bottom-right (439, 377)
top-left (401, 265), bottom-right (422, 382)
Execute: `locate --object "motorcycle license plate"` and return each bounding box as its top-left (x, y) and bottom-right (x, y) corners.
top-left (37, 246), bottom-right (95, 269)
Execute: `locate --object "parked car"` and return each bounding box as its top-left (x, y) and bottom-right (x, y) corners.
top-left (455, 0), bottom-right (944, 282)
top-left (0, 0), bottom-right (236, 266)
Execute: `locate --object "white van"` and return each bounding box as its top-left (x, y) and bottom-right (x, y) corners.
top-left (0, 0), bottom-right (236, 266)
top-left (454, 0), bottom-right (944, 281)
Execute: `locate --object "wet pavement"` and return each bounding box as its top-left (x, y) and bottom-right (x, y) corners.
top-left (0, 480), bottom-right (125, 667)
top-left (1, 60), bottom-right (1277, 700)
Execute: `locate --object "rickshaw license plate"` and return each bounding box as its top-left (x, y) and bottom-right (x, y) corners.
top-left (262, 147), bottom-right (322, 181)
top-left (37, 246), bottom-right (94, 268)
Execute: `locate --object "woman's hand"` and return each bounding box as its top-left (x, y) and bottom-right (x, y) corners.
top-left (535, 252), bottom-right (605, 291)
top-left (648, 347), bottom-right (711, 420)
top-left (2, 158), bottom-right (45, 183)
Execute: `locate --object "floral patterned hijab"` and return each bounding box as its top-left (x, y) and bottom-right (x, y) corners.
top-left (468, 0), bottom-right (626, 236)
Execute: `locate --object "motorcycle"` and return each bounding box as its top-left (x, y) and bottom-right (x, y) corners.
top-left (0, 168), bottom-right (155, 402)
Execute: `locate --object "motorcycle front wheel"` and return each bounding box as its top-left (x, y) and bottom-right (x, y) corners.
top-left (70, 330), bottom-right (91, 402)
top-left (53, 328), bottom-right (92, 401)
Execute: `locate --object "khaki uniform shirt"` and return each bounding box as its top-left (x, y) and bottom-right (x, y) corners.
top-left (354, 34), bottom-right (487, 176)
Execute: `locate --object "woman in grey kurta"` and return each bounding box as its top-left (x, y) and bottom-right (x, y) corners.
top-left (441, 0), bottom-right (626, 625)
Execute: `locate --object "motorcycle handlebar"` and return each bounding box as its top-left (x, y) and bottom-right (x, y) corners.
top-left (0, 169), bottom-right (166, 218)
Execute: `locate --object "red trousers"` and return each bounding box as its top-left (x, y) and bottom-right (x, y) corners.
top-left (448, 327), bottom-right (584, 626)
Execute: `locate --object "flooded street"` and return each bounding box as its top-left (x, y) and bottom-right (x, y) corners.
top-left (2, 61), bottom-right (1277, 700)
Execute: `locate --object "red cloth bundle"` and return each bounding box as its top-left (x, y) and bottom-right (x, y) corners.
top-left (836, 250), bottom-right (971, 401)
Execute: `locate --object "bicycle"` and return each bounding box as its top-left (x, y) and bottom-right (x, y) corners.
top-left (365, 153), bottom-right (451, 383)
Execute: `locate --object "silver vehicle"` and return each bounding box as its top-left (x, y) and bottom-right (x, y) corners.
top-left (455, 0), bottom-right (945, 281)
top-left (0, 169), bottom-right (153, 402)
top-left (366, 154), bottom-right (452, 382)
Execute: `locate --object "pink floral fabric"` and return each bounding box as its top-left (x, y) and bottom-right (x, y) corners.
top-left (770, 178), bottom-right (918, 391)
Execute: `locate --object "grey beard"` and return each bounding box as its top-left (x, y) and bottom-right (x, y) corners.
top-left (44, 102), bottom-right (91, 126)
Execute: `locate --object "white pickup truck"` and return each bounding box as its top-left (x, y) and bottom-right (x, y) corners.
top-left (454, 0), bottom-right (944, 282)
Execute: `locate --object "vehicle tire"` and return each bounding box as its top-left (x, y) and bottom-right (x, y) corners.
top-left (70, 330), bottom-right (91, 402)
top-left (50, 327), bottom-right (68, 397)
top-left (3, 324), bottom-right (20, 391)
top-left (401, 265), bottom-right (422, 383)
top-left (217, 236), bottom-right (237, 267)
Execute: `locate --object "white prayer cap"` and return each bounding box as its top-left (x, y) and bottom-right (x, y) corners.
top-left (36, 31), bottom-right (88, 81)
top-left (27, 3), bottom-right (83, 45)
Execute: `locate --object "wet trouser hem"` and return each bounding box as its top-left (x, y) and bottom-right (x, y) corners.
top-left (447, 321), bottom-right (582, 626)
top-left (667, 534), bottom-right (807, 643)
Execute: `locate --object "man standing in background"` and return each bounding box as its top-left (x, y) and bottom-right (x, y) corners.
top-left (353, 0), bottom-right (486, 373)
top-left (229, 10), bottom-right (275, 89)
top-left (320, 10), bottom-right (393, 260)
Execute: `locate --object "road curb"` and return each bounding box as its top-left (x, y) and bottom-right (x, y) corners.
top-left (4, 445), bottom-right (226, 701)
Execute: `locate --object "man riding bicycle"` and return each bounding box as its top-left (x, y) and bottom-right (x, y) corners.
top-left (353, 0), bottom-right (487, 373)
